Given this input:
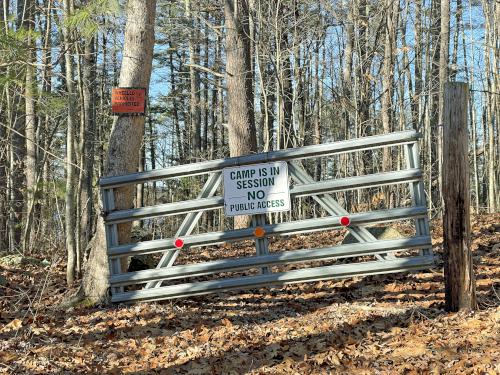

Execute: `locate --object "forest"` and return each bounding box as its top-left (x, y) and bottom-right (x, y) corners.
top-left (0, 0), bottom-right (499, 373)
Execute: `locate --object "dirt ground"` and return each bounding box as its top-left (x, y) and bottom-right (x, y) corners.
top-left (1, 214), bottom-right (499, 374)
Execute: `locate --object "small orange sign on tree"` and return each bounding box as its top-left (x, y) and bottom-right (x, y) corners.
top-left (111, 87), bottom-right (146, 115)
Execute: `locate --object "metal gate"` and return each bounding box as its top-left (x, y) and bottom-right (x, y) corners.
top-left (99, 130), bottom-right (434, 303)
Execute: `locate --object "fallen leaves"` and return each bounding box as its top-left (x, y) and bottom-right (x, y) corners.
top-left (0, 214), bottom-right (499, 374)
top-left (0, 351), bottom-right (17, 363)
top-left (0, 319), bottom-right (22, 333)
top-left (392, 342), bottom-right (429, 359)
top-left (221, 318), bottom-right (233, 328)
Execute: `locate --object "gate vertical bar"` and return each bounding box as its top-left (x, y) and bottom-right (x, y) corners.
top-left (253, 214), bottom-right (270, 274)
top-left (103, 188), bottom-right (124, 294)
top-left (404, 142), bottom-right (432, 256)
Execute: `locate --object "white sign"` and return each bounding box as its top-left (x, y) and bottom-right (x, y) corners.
top-left (223, 161), bottom-right (291, 216)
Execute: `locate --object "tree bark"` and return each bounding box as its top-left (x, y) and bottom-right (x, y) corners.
top-left (482, 0), bottom-right (499, 213)
top-left (428, 0), bottom-right (441, 211)
top-left (0, 0), bottom-right (4, 31)
top-left (7, 0), bottom-right (27, 252)
top-left (39, 0), bottom-right (53, 239)
top-left (186, 0), bottom-right (201, 156)
top-left (0, 124), bottom-right (5, 250)
top-left (82, 0), bottom-right (156, 302)
top-left (412, 0), bottom-right (422, 132)
top-left (225, 0), bottom-right (257, 228)
top-left (0, 0), bottom-right (8, 249)
top-left (381, 0), bottom-right (398, 207)
top-left (277, 4), bottom-right (294, 150)
top-left (97, 31), bottom-right (107, 177)
top-left (437, 0), bottom-right (450, 213)
top-left (313, 46), bottom-right (324, 181)
top-left (81, 35), bottom-right (96, 257)
top-left (449, 0), bottom-right (462, 81)
top-left (8, 109), bottom-right (25, 252)
top-left (148, 116), bottom-right (156, 202)
top-left (23, 0), bottom-right (37, 253)
top-left (62, 0), bottom-right (77, 285)
top-left (168, 39), bottom-right (183, 162)
top-left (293, 4), bottom-right (305, 148)
top-left (442, 82), bottom-right (476, 312)
top-left (135, 142), bottom-right (145, 228)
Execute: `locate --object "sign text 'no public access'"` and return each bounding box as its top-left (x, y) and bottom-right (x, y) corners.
top-left (223, 161), bottom-right (291, 216)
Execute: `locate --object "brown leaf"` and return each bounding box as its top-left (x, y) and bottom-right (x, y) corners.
top-left (1, 318), bottom-right (22, 333)
top-left (0, 351), bottom-right (18, 363)
top-left (392, 342), bottom-right (429, 358)
top-left (221, 318), bottom-right (233, 327)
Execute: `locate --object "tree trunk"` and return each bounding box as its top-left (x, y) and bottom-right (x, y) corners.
top-left (215, 19), bottom-right (225, 158)
top-left (412, 0), bottom-right (422, 131)
top-left (81, 35), bottom-right (96, 258)
top-left (7, 0), bottom-right (27, 252)
top-left (0, 0), bottom-right (6, 248)
top-left (8, 106), bottom-right (25, 251)
top-left (381, 0), bottom-right (398, 207)
top-left (62, 0), bottom-right (77, 285)
top-left (0, 121), bottom-right (5, 250)
top-left (39, 0), bottom-right (53, 239)
top-left (97, 31), bottom-right (107, 177)
top-left (293, 4), bottom-right (305, 147)
top-left (437, 0), bottom-right (450, 213)
top-left (82, 0), bottom-right (156, 303)
top-left (428, 0), bottom-right (441, 211)
top-left (148, 116), bottom-right (156, 202)
top-left (202, 20), bottom-right (210, 154)
top-left (135, 142), bottom-right (145, 228)
top-left (186, 0), bottom-right (201, 157)
top-left (449, 0), bottom-right (462, 81)
top-left (168, 42), bottom-right (183, 162)
top-left (277, 4), bottom-right (294, 150)
top-left (0, 0), bottom-right (4, 31)
top-left (225, 0), bottom-right (257, 229)
top-left (341, 2), bottom-right (353, 138)
top-left (22, 0), bottom-right (37, 253)
top-left (313, 47), bottom-right (323, 181)
top-left (481, 0), bottom-right (499, 212)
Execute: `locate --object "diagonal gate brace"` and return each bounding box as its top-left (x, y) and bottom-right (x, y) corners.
top-left (288, 163), bottom-right (396, 260)
top-left (146, 172), bottom-right (222, 288)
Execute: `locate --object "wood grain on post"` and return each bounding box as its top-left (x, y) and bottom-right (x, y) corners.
top-left (442, 82), bottom-right (476, 312)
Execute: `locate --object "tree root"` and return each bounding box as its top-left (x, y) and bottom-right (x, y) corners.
top-left (58, 287), bottom-right (104, 310)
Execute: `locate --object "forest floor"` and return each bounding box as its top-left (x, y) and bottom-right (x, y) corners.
top-left (0, 214), bottom-right (499, 374)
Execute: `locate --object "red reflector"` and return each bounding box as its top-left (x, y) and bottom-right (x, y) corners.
top-left (174, 238), bottom-right (184, 248)
top-left (340, 216), bottom-right (350, 226)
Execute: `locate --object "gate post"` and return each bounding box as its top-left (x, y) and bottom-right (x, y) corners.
top-left (252, 214), bottom-right (270, 274)
top-left (442, 82), bottom-right (476, 311)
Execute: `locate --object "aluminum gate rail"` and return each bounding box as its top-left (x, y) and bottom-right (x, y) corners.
top-left (99, 130), bottom-right (434, 303)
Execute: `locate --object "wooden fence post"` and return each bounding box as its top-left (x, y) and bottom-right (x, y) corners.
top-left (442, 82), bottom-right (476, 312)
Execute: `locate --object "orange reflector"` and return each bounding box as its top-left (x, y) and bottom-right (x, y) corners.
top-left (254, 227), bottom-right (265, 238)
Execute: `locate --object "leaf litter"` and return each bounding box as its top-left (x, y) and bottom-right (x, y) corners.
top-left (0, 214), bottom-right (499, 374)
